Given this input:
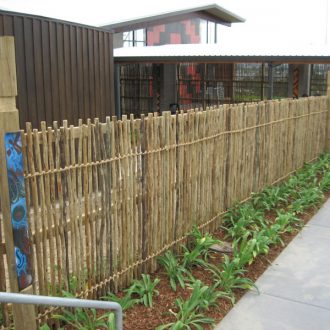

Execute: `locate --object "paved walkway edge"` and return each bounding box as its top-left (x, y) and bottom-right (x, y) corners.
top-left (214, 198), bottom-right (330, 330)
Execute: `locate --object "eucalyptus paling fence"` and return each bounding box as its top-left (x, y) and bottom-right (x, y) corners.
top-left (0, 96), bottom-right (329, 326)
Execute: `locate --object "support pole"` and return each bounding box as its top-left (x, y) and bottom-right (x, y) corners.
top-left (0, 36), bottom-right (37, 330)
top-left (114, 64), bottom-right (121, 118)
top-left (326, 71), bottom-right (330, 151)
top-left (268, 62), bottom-right (273, 100)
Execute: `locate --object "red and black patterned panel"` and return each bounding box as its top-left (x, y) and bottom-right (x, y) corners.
top-left (147, 19), bottom-right (200, 46)
top-left (179, 64), bottom-right (202, 105)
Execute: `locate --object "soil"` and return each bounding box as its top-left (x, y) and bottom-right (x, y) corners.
top-left (122, 192), bottom-right (330, 330)
top-left (54, 191), bottom-right (329, 330)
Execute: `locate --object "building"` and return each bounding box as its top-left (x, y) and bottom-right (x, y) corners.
top-left (114, 44), bottom-right (330, 114)
top-left (103, 5), bottom-right (330, 117)
top-left (102, 4), bottom-right (245, 116)
top-left (0, 10), bottom-right (115, 127)
top-left (0, 4), bottom-right (329, 125)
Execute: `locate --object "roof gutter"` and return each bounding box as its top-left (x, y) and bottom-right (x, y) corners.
top-left (114, 55), bottom-right (330, 65)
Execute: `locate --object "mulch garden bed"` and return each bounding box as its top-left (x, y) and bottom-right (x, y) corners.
top-left (122, 191), bottom-right (330, 330)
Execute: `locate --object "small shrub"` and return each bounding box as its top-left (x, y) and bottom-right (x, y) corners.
top-left (232, 232), bottom-right (256, 268)
top-left (53, 306), bottom-right (113, 330)
top-left (289, 187), bottom-right (324, 213)
top-left (252, 186), bottom-right (288, 211)
top-left (158, 250), bottom-right (190, 291)
top-left (190, 227), bottom-right (222, 259)
top-left (261, 225), bottom-right (284, 246)
top-left (156, 280), bottom-right (215, 330)
top-left (319, 172), bottom-right (330, 192)
top-left (251, 231), bottom-right (272, 257)
top-left (223, 203), bottom-right (266, 240)
top-left (101, 291), bottom-right (140, 311)
top-left (186, 279), bottom-right (233, 310)
top-left (208, 255), bottom-right (257, 302)
top-left (181, 245), bottom-right (209, 270)
top-left (274, 211), bottom-right (302, 234)
top-left (127, 274), bottom-right (160, 307)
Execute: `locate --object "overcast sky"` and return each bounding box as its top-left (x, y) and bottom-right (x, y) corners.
top-left (0, 0), bottom-right (329, 47)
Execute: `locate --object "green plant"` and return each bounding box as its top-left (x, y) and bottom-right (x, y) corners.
top-left (107, 313), bottom-right (116, 330)
top-left (101, 291), bottom-right (140, 311)
top-left (261, 224), bottom-right (284, 246)
top-left (289, 187), bottom-right (324, 213)
top-left (318, 153), bottom-right (330, 173)
top-left (319, 172), bottom-right (330, 192)
top-left (156, 280), bottom-right (215, 330)
top-left (232, 232), bottom-right (256, 268)
top-left (250, 231), bottom-right (272, 257)
top-left (179, 227), bottom-right (222, 270)
top-left (208, 255), bottom-right (257, 302)
top-left (223, 203), bottom-right (266, 240)
top-left (158, 251), bottom-right (190, 291)
top-left (252, 186), bottom-right (288, 211)
top-left (51, 291), bottom-right (115, 330)
top-left (40, 325), bottom-right (55, 330)
top-left (181, 245), bottom-right (209, 270)
top-left (190, 227), bottom-right (222, 259)
top-left (274, 211), bottom-right (302, 234)
top-left (156, 303), bottom-right (214, 330)
top-left (186, 279), bottom-right (233, 310)
top-left (127, 274), bottom-right (160, 307)
top-left (49, 268), bottom-right (89, 296)
top-left (53, 307), bottom-right (113, 330)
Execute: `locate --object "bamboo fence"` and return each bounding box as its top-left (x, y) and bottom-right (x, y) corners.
top-left (0, 96), bottom-right (329, 326)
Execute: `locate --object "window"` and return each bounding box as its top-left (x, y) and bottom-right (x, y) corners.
top-left (207, 21), bottom-right (215, 44)
top-left (200, 19), bottom-right (207, 44)
top-left (216, 24), bottom-right (221, 44)
top-left (199, 20), bottom-right (218, 44)
top-left (123, 29), bottom-right (146, 47)
top-left (123, 31), bottom-right (133, 47)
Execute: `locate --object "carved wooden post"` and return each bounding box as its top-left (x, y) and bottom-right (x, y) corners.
top-left (0, 36), bottom-right (37, 330)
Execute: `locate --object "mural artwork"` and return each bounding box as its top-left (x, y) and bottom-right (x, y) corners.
top-left (5, 132), bottom-right (33, 290)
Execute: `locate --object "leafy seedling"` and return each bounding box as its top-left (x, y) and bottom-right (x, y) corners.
top-left (126, 274), bottom-right (160, 307)
top-left (53, 307), bottom-right (113, 330)
top-left (208, 255), bottom-right (258, 302)
top-left (101, 291), bottom-right (140, 311)
top-left (156, 280), bottom-right (215, 330)
top-left (158, 250), bottom-right (190, 291)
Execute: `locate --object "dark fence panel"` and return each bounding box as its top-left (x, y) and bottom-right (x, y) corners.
top-left (0, 11), bottom-right (115, 128)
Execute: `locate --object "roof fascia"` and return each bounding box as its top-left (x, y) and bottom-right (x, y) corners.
top-left (103, 10), bottom-right (234, 33)
top-left (114, 55), bottom-right (330, 64)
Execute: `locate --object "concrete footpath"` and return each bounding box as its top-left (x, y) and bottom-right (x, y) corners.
top-left (215, 198), bottom-right (330, 330)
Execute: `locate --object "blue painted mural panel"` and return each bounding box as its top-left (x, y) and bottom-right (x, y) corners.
top-left (5, 132), bottom-right (33, 290)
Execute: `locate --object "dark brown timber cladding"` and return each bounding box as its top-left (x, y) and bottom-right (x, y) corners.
top-left (0, 11), bottom-right (115, 128)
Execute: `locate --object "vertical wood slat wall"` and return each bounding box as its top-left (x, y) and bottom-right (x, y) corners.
top-left (0, 11), bottom-right (115, 129)
top-left (0, 97), bottom-right (328, 326)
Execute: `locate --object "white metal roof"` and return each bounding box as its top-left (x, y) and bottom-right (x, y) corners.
top-left (114, 43), bottom-right (330, 63)
top-left (102, 3), bottom-right (244, 32)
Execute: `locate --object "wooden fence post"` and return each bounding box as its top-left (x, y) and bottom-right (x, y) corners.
top-left (0, 36), bottom-right (37, 330)
top-left (327, 71), bottom-right (330, 151)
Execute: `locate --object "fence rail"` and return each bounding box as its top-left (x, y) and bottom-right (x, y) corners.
top-left (0, 96), bottom-right (329, 327)
top-left (0, 292), bottom-right (123, 330)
